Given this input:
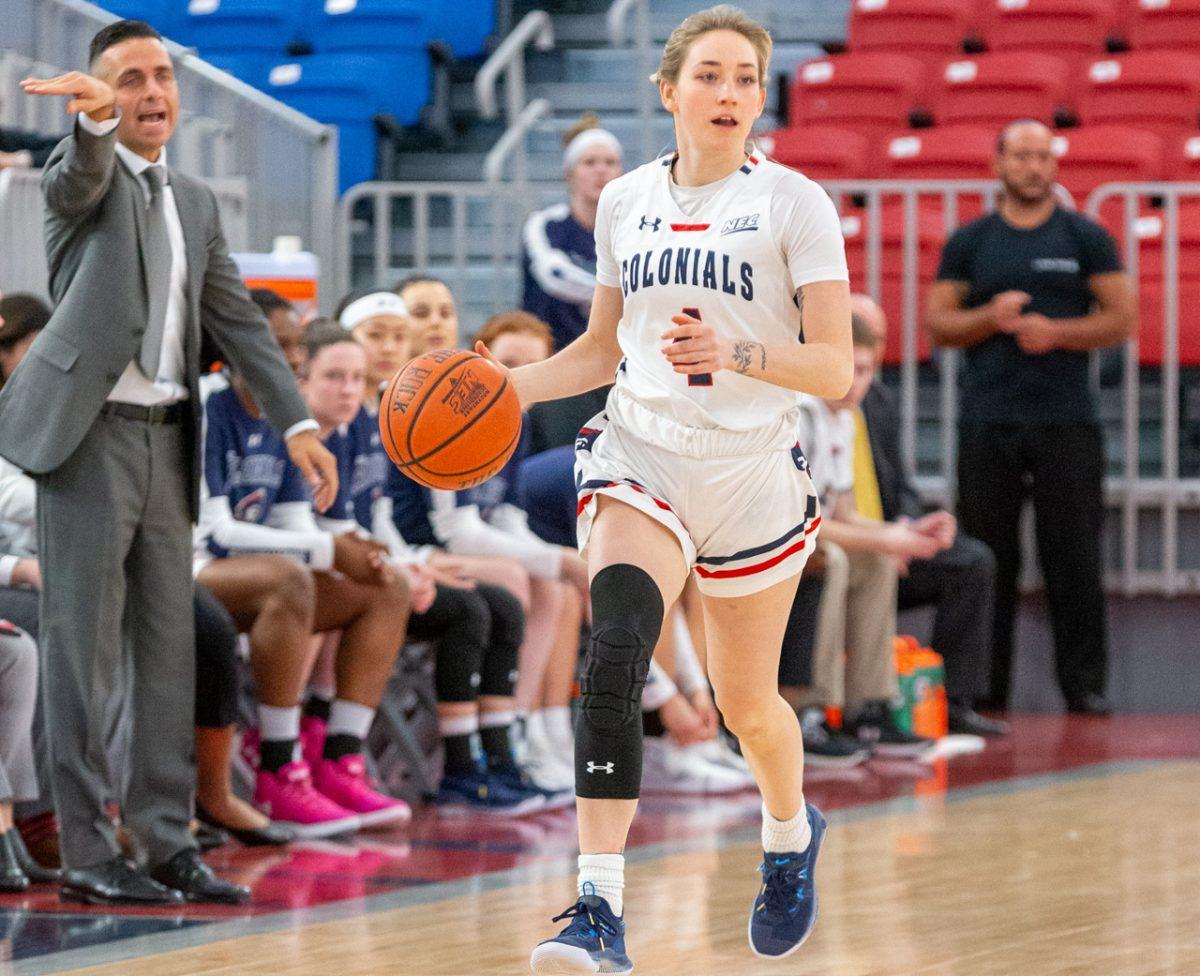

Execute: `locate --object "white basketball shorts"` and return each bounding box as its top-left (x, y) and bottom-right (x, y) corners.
top-left (574, 388), bottom-right (822, 598)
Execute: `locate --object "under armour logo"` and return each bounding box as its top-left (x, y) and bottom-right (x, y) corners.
top-left (638, 216), bottom-right (661, 231)
top-left (586, 761), bottom-right (615, 774)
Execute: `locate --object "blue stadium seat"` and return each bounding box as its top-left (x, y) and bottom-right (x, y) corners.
top-left (306, 0), bottom-right (429, 55)
top-left (425, 1), bottom-right (495, 58)
top-left (172, 0), bottom-right (308, 56)
top-left (98, 0), bottom-right (181, 37)
top-left (203, 53), bottom-right (272, 88)
top-left (263, 53), bottom-right (429, 190)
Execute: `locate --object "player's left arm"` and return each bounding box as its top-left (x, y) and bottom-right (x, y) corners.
top-left (660, 277), bottom-right (853, 399)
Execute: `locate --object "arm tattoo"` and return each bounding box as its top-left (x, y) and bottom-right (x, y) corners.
top-left (733, 340), bottom-right (766, 375)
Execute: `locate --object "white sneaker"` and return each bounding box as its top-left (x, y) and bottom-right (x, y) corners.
top-left (522, 732), bottom-right (575, 793)
top-left (693, 738), bottom-right (758, 788)
top-left (641, 737), bottom-right (752, 794)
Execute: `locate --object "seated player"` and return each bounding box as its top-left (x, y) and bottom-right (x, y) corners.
top-left (384, 301), bottom-right (588, 795)
top-left (195, 355), bottom-right (413, 836)
top-left (797, 315), bottom-right (937, 758)
top-left (300, 320), bottom-right (558, 814)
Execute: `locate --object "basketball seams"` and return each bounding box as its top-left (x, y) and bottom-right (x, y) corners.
top-left (378, 350), bottom-right (521, 490)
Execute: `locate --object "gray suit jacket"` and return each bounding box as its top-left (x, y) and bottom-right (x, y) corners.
top-left (0, 119), bottom-right (310, 519)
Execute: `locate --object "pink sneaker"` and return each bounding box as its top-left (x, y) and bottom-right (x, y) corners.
top-left (299, 715), bottom-right (328, 768)
top-left (254, 761), bottom-right (362, 839)
top-left (239, 727), bottom-right (261, 772)
top-left (312, 754), bottom-right (412, 829)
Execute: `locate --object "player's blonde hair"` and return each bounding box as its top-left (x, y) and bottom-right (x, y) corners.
top-left (651, 5), bottom-right (772, 87)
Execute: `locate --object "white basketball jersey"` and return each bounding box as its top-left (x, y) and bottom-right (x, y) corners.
top-left (594, 151), bottom-right (848, 431)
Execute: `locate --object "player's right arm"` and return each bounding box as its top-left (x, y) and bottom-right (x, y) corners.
top-left (20, 71), bottom-right (117, 217)
top-left (481, 284), bottom-right (624, 409)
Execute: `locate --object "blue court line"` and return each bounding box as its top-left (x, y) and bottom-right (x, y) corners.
top-left (9, 758), bottom-right (1177, 976)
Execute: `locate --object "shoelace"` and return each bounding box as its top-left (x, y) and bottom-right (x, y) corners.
top-left (758, 856), bottom-right (807, 917)
top-left (551, 901), bottom-right (621, 943)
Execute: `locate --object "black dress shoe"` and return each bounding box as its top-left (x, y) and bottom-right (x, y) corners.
top-left (1067, 693), bottom-right (1114, 716)
top-left (948, 704), bottom-right (1011, 737)
top-left (196, 801), bottom-right (297, 847)
top-left (10, 828), bottom-right (61, 884)
top-left (150, 848), bottom-right (250, 905)
top-left (193, 822), bottom-right (232, 853)
top-left (61, 856), bottom-right (185, 905)
top-left (0, 831), bottom-right (30, 892)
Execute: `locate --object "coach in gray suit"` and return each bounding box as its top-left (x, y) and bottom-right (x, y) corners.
top-left (4, 20), bottom-right (338, 905)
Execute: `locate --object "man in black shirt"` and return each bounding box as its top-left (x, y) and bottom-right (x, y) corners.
top-left (925, 120), bottom-right (1134, 715)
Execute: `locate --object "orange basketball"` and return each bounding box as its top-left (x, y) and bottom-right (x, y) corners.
top-left (378, 349), bottom-right (522, 490)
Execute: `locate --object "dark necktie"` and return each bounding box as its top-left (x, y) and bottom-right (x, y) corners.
top-left (139, 166), bottom-right (170, 380)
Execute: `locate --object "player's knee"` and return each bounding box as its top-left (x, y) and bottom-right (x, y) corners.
top-left (720, 699), bottom-right (772, 745)
top-left (578, 564), bottom-right (664, 734)
top-left (377, 571), bottom-right (411, 620)
top-left (268, 559), bottom-right (316, 618)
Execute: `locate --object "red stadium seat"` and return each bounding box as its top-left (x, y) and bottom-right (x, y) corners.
top-left (977, 0), bottom-right (1118, 67)
top-left (1078, 52), bottom-right (1200, 135)
top-left (1126, 0), bottom-right (1200, 53)
top-left (930, 53), bottom-right (1074, 127)
top-left (1164, 132), bottom-right (1200, 179)
top-left (789, 53), bottom-right (929, 139)
top-left (1093, 203), bottom-right (1200, 365)
top-left (1050, 125), bottom-right (1165, 202)
top-left (877, 125), bottom-right (997, 180)
top-left (758, 127), bottom-right (872, 181)
top-left (848, 0), bottom-right (973, 65)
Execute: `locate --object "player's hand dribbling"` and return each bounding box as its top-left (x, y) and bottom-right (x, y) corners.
top-left (474, 341), bottom-right (532, 410)
top-left (20, 71), bottom-right (115, 122)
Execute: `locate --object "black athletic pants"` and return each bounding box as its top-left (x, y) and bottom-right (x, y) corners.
top-left (957, 422), bottom-right (1108, 707)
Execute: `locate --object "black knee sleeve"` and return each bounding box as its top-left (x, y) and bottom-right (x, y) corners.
top-left (431, 589), bottom-right (488, 703)
top-left (476, 583), bottom-right (523, 698)
top-left (575, 564), bottom-right (664, 799)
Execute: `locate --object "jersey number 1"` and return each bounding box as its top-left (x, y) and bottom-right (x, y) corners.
top-left (676, 307), bottom-right (713, 387)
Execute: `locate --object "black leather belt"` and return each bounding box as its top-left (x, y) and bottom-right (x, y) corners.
top-left (100, 401), bottom-right (185, 425)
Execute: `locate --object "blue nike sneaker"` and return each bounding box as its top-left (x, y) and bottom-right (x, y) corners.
top-left (749, 802), bottom-right (827, 958)
top-left (529, 884), bottom-right (632, 974)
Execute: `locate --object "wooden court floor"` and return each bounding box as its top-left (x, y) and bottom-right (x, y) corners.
top-left (41, 762), bottom-right (1200, 976)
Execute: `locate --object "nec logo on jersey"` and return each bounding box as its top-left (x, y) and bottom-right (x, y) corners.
top-left (639, 216), bottom-right (661, 231)
top-left (721, 213), bottom-right (760, 236)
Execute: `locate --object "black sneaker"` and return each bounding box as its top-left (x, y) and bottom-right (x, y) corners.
top-left (843, 702), bottom-right (935, 759)
top-left (948, 703), bottom-right (1010, 737)
top-left (798, 708), bottom-right (870, 768)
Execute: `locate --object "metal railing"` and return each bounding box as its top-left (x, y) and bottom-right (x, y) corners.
top-left (1086, 183), bottom-right (1200, 596)
top-left (474, 10), bottom-right (555, 187)
top-left (337, 175), bottom-right (1200, 595)
top-left (7, 0), bottom-right (339, 294)
top-left (607, 0), bottom-right (655, 165)
top-left (0, 167), bottom-right (249, 299)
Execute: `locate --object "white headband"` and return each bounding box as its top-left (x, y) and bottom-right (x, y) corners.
top-left (338, 292), bottom-right (409, 331)
top-left (563, 128), bottom-right (623, 171)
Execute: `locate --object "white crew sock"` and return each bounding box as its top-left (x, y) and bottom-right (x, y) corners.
top-left (541, 705), bottom-right (575, 748)
top-left (328, 700), bottom-right (376, 740)
top-left (761, 801), bottom-right (812, 854)
top-left (258, 704), bottom-right (301, 741)
top-left (578, 853), bottom-right (625, 916)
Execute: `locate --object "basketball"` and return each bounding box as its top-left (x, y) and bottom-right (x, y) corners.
top-left (378, 348), bottom-right (522, 490)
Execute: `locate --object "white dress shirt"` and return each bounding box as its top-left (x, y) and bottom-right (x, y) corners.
top-left (76, 113), bottom-right (317, 440)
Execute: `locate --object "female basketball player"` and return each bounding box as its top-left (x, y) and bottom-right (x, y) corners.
top-left (477, 7), bottom-right (852, 972)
